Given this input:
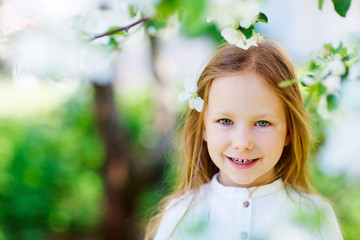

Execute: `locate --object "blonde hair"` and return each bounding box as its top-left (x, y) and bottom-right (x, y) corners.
top-left (145, 40), bottom-right (314, 239)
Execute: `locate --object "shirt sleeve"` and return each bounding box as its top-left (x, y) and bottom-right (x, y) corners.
top-left (154, 196), bottom-right (192, 240)
top-left (286, 190), bottom-right (344, 240)
top-left (319, 201), bottom-right (343, 240)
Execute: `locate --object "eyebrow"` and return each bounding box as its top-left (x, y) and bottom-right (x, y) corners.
top-left (210, 111), bottom-right (234, 117)
top-left (254, 112), bottom-right (278, 118)
top-left (211, 110), bottom-right (278, 119)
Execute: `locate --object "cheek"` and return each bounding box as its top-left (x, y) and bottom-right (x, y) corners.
top-left (204, 128), bottom-right (222, 148)
top-left (257, 131), bottom-right (287, 153)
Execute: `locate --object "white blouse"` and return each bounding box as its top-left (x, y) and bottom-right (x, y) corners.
top-left (154, 173), bottom-right (343, 240)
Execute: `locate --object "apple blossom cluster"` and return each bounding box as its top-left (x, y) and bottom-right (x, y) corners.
top-left (0, 0), bottom-right (152, 85)
top-left (206, 0), bottom-right (267, 50)
top-left (305, 36), bottom-right (360, 181)
top-left (300, 43), bottom-right (359, 118)
top-left (319, 80), bottom-right (360, 182)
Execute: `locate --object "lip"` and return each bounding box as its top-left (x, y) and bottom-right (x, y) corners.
top-left (226, 156), bottom-right (259, 169)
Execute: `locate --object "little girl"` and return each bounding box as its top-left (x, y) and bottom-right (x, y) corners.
top-left (146, 40), bottom-right (343, 240)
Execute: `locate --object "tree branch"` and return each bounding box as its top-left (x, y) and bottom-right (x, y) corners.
top-left (91, 17), bottom-right (150, 41)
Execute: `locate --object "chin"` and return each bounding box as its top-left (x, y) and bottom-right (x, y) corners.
top-left (231, 176), bottom-right (257, 187)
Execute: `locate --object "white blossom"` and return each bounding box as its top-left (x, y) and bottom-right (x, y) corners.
top-left (317, 95), bottom-right (331, 120)
top-left (319, 81), bottom-right (360, 183)
top-left (322, 75), bottom-right (341, 94)
top-left (178, 78), bottom-right (204, 112)
top-left (322, 54), bottom-right (346, 77)
top-left (147, 12), bottom-right (180, 39)
top-left (239, 11), bottom-right (258, 29)
top-left (1, 0), bottom-right (136, 86)
top-left (206, 0), bottom-right (260, 29)
top-left (221, 27), bottom-right (259, 50)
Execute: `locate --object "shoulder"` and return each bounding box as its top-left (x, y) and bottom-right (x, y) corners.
top-left (284, 187), bottom-right (343, 240)
top-left (285, 187), bottom-right (333, 212)
top-left (166, 182), bottom-right (211, 211)
top-left (154, 183), bottom-right (211, 240)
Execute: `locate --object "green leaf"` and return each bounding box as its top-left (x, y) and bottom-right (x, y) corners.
top-left (323, 43), bottom-right (334, 52)
top-left (337, 47), bottom-right (348, 58)
top-left (146, 19), bottom-right (167, 32)
top-left (239, 26), bottom-right (254, 39)
top-left (309, 61), bottom-right (318, 71)
top-left (108, 37), bottom-right (121, 51)
top-left (318, 84), bottom-right (327, 95)
top-left (345, 57), bottom-right (358, 67)
top-left (332, 0), bottom-right (352, 17)
top-left (304, 94), bottom-right (313, 109)
top-left (177, 7), bottom-right (187, 22)
top-left (319, 0), bottom-right (325, 9)
top-left (128, 5), bottom-right (138, 18)
top-left (327, 94), bottom-right (338, 111)
top-left (256, 12), bottom-right (268, 24)
top-left (278, 79), bottom-right (299, 87)
top-left (106, 26), bottom-right (127, 36)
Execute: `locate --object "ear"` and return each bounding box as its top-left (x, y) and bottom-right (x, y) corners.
top-left (203, 128), bottom-right (207, 142)
top-left (284, 132), bottom-right (290, 146)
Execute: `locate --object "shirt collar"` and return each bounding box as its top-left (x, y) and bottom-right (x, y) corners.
top-left (210, 172), bottom-right (284, 200)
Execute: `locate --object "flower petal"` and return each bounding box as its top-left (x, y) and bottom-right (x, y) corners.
top-left (323, 75), bottom-right (341, 94)
top-left (235, 40), bottom-right (247, 50)
top-left (194, 97), bottom-right (204, 112)
top-left (317, 95), bottom-right (331, 119)
top-left (239, 18), bottom-right (252, 29)
top-left (188, 97), bottom-right (196, 109)
top-left (184, 78), bottom-right (197, 92)
top-left (221, 27), bottom-right (239, 45)
top-left (331, 59), bottom-right (346, 76)
top-left (178, 91), bottom-right (191, 102)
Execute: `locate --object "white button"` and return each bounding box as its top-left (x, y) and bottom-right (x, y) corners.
top-left (240, 231), bottom-right (248, 240)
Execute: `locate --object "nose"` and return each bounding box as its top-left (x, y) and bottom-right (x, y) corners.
top-left (232, 126), bottom-right (254, 151)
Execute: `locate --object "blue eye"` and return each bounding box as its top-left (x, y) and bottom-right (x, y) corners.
top-left (256, 121), bottom-right (270, 127)
top-left (219, 119), bottom-right (233, 125)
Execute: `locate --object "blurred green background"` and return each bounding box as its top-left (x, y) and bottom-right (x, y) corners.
top-left (0, 0), bottom-right (359, 239)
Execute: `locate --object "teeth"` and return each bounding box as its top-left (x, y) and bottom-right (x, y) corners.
top-left (232, 158), bottom-right (253, 164)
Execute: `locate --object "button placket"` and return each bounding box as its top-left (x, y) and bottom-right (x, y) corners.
top-left (239, 198), bottom-right (252, 239)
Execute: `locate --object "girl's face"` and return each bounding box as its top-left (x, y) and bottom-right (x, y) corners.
top-left (203, 72), bottom-right (289, 188)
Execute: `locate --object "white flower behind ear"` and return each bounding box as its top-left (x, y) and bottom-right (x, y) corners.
top-left (178, 78), bottom-right (204, 112)
top-left (221, 27), bottom-right (259, 50)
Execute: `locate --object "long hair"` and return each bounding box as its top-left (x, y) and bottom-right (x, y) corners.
top-left (145, 40), bottom-right (314, 239)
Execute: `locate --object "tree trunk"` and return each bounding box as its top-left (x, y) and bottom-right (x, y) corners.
top-left (91, 35), bottom-right (175, 240)
top-left (93, 82), bottom-right (134, 240)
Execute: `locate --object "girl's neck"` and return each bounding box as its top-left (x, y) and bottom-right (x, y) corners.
top-left (218, 168), bottom-right (277, 188)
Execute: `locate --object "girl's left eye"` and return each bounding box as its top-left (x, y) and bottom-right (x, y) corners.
top-left (256, 121), bottom-right (270, 127)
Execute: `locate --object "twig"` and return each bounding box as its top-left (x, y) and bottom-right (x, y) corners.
top-left (90, 17), bottom-right (150, 41)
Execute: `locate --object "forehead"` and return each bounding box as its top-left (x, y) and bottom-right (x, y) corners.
top-left (206, 73), bottom-right (286, 118)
